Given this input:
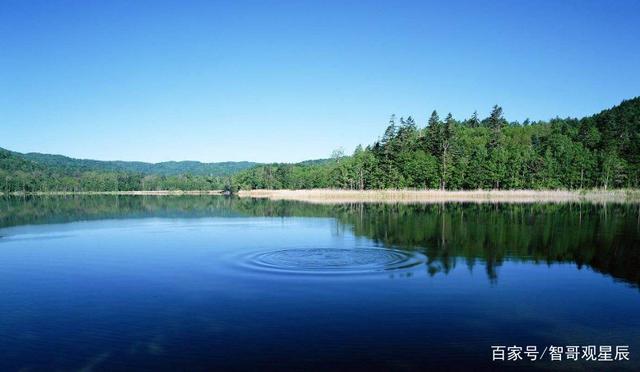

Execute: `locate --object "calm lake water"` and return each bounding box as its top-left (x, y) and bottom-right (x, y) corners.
top-left (0, 196), bottom-right (639, 371)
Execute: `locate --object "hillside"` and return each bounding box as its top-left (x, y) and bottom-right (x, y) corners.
top-left (0, 148), bottom-right (257, 192)
top-left (0, 147), bottom-right (331, 193)
top-left (0, 148), bottom-right (45, 173)
top-left (17, 151), bottom-right (258, 176)
top-left (587, 97), bottom-right (640, 167)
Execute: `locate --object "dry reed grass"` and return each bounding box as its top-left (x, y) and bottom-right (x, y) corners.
top-left (238, 189), bottom-right (640, 204)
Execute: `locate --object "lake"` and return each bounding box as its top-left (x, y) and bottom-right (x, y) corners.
top-left (0, 196), bottom-right (638, 371)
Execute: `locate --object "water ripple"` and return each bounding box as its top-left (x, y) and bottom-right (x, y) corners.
top-left (242, 247), bottom-right (424, 275)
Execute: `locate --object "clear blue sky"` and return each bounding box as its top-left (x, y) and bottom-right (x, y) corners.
top-left (1, 0), bottom-right (639, 163)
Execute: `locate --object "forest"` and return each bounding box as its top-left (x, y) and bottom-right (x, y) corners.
top-left (233, 97), bottom-right (640, 191)
top-left (1, 97), bottom-right (639, 193)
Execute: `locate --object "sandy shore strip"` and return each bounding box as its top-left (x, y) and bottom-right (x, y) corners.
top-left (237, 189), bottom-right (640, 204)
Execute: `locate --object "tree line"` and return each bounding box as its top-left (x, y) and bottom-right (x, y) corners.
top-left (232, 97), bottom-right (640, 191)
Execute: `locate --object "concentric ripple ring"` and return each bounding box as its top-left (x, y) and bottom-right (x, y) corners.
top-left (244, 247), bottom-right (423, 275)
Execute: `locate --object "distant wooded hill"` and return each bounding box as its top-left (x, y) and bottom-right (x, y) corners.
top-left (0, 147), bottom-right (330, 192)
top-left (15, 151), bottom-right (258, 177)
top-left (0, 148), bottom-right (261, 191)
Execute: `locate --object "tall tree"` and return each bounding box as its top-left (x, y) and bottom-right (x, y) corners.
top-left (487, 105), bottom-right (505, 149)
top-left (441, 113), bottom-right (455, 189)
top-left (426, 110), bottom-right (442, 157)
top-left (382, 114), bottom-right (397, 145)
top-left (467, 111), bottom-right (480, 128)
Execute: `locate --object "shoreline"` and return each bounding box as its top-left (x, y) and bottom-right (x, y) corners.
top-left (237, 189), bottom-right (640, 204)
top-left (2, 189), bottom-right (639, 203)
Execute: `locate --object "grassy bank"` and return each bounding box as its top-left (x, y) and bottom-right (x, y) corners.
top-left (237, 189), bottom-right (640, 204)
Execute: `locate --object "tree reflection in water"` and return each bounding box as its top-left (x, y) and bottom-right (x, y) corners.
top-left (1, 195), bottom-right (638, 287)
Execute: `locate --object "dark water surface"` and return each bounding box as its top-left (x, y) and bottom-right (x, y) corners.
top-left (0, 196), bottom-right (639, 371)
